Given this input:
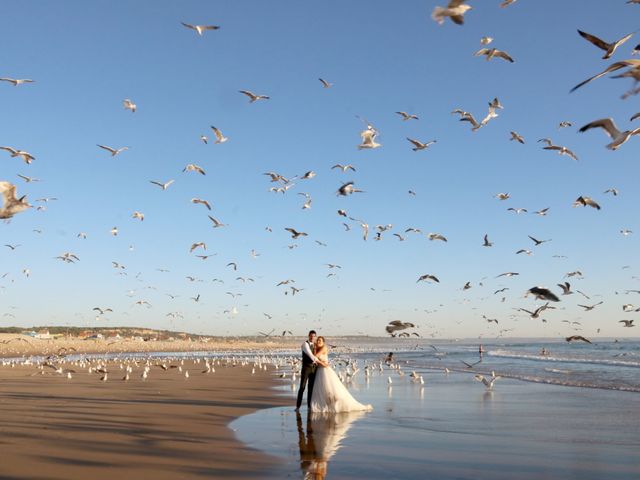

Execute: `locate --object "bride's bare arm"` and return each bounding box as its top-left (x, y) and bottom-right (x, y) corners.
top-left (315, 347), bottom-right (330, 367)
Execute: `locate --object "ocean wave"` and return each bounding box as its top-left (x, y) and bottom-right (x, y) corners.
top-left (488, 349), bottom-right (640, 368)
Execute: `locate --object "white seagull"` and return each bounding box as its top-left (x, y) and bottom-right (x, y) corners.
top-left (432, 1), bottom-right (472, 26)
top-left (578, 118), bottom-right (640, 150)
top-left (181, 22), bottom-right (220, 35)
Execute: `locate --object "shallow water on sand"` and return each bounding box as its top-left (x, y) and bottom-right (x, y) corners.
top-left (232, 366), bottom-right (640, 479)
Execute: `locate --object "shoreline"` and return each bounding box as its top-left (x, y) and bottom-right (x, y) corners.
top-left (0, 333), bottom-right (299, 358)
top-left (0, 357), bottom-right (291, 479)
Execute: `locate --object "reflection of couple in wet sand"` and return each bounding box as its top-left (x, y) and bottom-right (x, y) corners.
top-left (295, 330), bottom-right (371, 478)
top-left (297, 410), bottom-right (367, 480)
top-left (296, 330), bottom-right (372, 413)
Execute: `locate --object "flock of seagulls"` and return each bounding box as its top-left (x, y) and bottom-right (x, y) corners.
top-left (0, 2), bottom-right (637, 348)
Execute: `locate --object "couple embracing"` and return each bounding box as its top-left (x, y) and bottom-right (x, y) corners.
top-left (296, 330), bottom-right (372, 413)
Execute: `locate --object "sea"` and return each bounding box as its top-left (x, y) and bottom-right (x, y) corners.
top-left (231, 338), bottom-right (640, 479)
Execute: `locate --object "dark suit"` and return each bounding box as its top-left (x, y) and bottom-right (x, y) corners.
top-left (296, 340), bottom-right (317, 409)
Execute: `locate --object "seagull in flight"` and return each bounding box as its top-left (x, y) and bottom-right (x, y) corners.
top-left (358, 127), bottom-right (381, 149)
top-left (208, 216), bottom-right (226, 228)
top-left (619, 320), bottom-right (635, 327)
top-left (417, 274), bottom-right (440, 283)
top-left (510, 131), bottom-right (525, 144)
top-left (0, 78), bottom-right (34, 86)
top-left (474, 48), bottom-right (514, 63)
top-left (332, 164), bottom-right (356, 172)
top-left (17, 174), bottom-right (40, 183)
top-left (566, 335), bottom-right (592, 344)
top-left (0, 146), bottom-right (35, 164)
top-left (123, 99), bottom-right (136, 112)
top-left (570, 59), bottom-right (640, 92)
top-left (97, 145), bottom-right (129, 157)
top-left (150, 180), bottom-right (174, 190)
top-left (239, 90), bottom-right (270, 102)
top-left (191, 198), bottom-right (212, 210)
top-left (577, 30), bottom-right (634, 60)
top-left (578, 301), bottom-right (604, 311)
top-left (527, 286), bottom-right (560, 302)
top-left (285, 227), bottom-right (307, 239)
top-left (578, 118), bottom-right (640, 150)
top-left (183, 164), bottom-right (206, 175)
top-left (557, 282), bottom-right (573, 295)
top-left (396, 111), bottom-right (419, 121)
top-left (431, 1), bottom-right (473, 26)
top-left (528, 235), bottom-right (551, 246)
top-left (573, 196), bottom-right (601, 210)
top-left (181, 22), bottom-right (220, 35)
top-left (475, 373), bottom-right (501, 390)
top-left (543, 144), bottom-right (578, 161)
top-left (337, 181), bottom-right (363, 196)
top-left (210, 126), bottom-right (228, 144)
top-left (406, 138), bottom-right (437, 151)
top-left (0, 181), bottom-right (31, 219)
top-left (318, 78), bottom-right (333, 88)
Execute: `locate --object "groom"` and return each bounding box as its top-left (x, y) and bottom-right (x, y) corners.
top-left (296, 330), bottom-right (318, 411)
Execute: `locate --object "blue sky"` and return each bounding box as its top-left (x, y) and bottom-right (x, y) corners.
top-left (0, 0), bottom-right (639, 338)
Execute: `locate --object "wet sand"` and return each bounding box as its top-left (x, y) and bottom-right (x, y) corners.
top-left (0, 359), bottom-right (290, 479)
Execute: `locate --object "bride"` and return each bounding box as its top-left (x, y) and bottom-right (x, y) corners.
top-left (310, 336), bottom-right (373, 413)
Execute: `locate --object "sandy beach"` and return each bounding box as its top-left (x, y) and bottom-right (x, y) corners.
top-left (0, 357), bottom-right (290, 480)
top-left (0, 333), bottom-right (297, 358)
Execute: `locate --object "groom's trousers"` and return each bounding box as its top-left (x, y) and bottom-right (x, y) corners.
top-left (296, 363), bottom-right (316, 409)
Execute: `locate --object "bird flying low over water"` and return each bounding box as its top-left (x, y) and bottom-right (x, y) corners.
top-left (97, 145), bottom-right (129, 157)
top-left (385, 320), bottom-right (416, 334)
top-left (566, 335), bottom-right (592, 344)
top-left (527, 286), bottom-right (560, 302)
top-left (475, 373), bottom-right (501, 389)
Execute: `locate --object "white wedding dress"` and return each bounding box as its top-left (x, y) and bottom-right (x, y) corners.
top-left (310, 351), bottom-right (373, 413)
